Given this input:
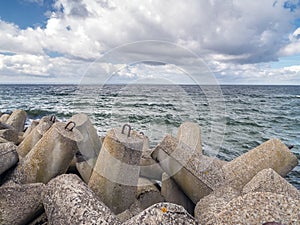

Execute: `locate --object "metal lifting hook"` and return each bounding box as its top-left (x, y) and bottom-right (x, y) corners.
top-left (65, 121), bottom-right (76, 131)
top-left (121, 124), bottom-right (131, 137)
top-left (50, 115), bottom-right (56, 123)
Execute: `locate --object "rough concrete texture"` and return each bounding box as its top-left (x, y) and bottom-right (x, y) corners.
top-left (0, 122), bottom-right (14, 130)
top-left (116, 177), bottom-right (163, 222)
top-left (42, 174), bottom-right (120, 225)
top-left (140, 149), bottom-right (164, 181)
top-left (12, 122), bottom-right (82, 184)
top-left (0, 129), bottom-right (19, 144)
top-left (194, 185), bottom-right (240, 224)
top-left (6, 109), bottom-right (27, 132)
top-left (161, 173), bottom-right (195, 215)
top-left (0, 114), bottom-right (10, 123)
top-left (152, 135), bottom-right (226, 203)
top-left (116, 209), bottom-right (136, 223)
top-left (76, 158), bottom-right (95, 183)
top-left (69, 114), bottom-right (102, 182)
top-left (17, 135), bottom-right (24, 145)
top-left (88, 128), bottom-right (145, 214)
top-left (0, 142), bottom-right (18, 175)
top-left (17, 116), bottom-right (55, 158)
top-left (136, 178), bottom-right (164, 210)
top-left (124, 202), bottom-right (198, 225)
top-left (223, 139), bottom-right (298, 190)
top-left (23, 120), bottom-right (39, 138)
top-left (177, 122), bottom-right (202, 157)
top-left (69, 113), bottom-right (101, 160)
top-left (0, 137), bottom-right (9, 143)
top-left (116, 199), bottom-right (145, 222)
top-left (242, 168), bottom-right (300, 199)
top-left (206, 192), bottom-right (300, 225)
top-left (0, 183), bottom-right (45, 225)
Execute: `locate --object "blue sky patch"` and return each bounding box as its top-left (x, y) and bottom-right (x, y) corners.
top-left (0, 0), bottom-right (55, 29)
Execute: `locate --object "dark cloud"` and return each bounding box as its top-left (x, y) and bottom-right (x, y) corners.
top-left (69, 0), bottom-right (89, 18)
top-left (140, 61), bottom-right (166, 66)
top-left (96, 0), bottom-right (116, 10)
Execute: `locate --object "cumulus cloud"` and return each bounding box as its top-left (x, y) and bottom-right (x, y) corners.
top-left (212, 60), bottom-right (300, 84)
top-left (0, 0), bottom-right (300, 83)
top-left (280, 27), bottom-right (300, 56)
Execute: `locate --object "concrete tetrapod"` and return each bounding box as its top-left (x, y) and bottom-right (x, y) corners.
top-left (206, 192), bottom-right (300, 225)
top-left (136, 177), bottom-right (164, 210)
top-left (42, 174), bottom-right (120, 225)
top-left (223, 138), bottom-right (298, 190)
top-left (161, 172), bottom-right (195, 215)
top-left (140, 148), bottom-right (164, 181)
top-left (75, 157), bottom-right (94, 183)
top-left (0, 122), bottom-right (14, 130)
top-left (0, 137), bottom-right (9, 144)
top-left (0, 142), bottom-right (18, 175)
top-left (124, 202), bottom-right (198, 225)
top-left (177, 121), bottom-right (202, 157)
top-left (69, 113), bottom-right (101, 159)
top-left (194, 185), bottom-right (240, 224)
top-left (88, 125), bottom-right (146, 214)
top-left (6, 109), bottom-right (27, 132)
top-left (242, 168), bottom-right (300, 199)
top-left (152, 135), bottom-right (226, 204)
top-left (0, 114), bottom-right (10, 123)
top-left (23, 120), bottom-right (39, 138)
top-left (117, 177), bottom-right (165, 222)
top-left (12, 122), bottom-right (82, 184)
top-left (69, 114), bottom-right (102, 182)
top-left (0, 183), bottom-right (45, 225)
top-left (0, 129), bottom-right (19, 144)
top-left (17, 116), bottom-right (56, 158)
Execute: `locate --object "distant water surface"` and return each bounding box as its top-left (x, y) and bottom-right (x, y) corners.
top-left (0, 84), bottom-right (299, 188)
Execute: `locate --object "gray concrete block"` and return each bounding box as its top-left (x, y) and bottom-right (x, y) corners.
top-left (0, 142), bottom-right (18, 175)
top-left (177, 121), bottom-right (202, 157)
top-left (194, 185), bottom-right (240, 224)
top-left (6, 109), bottom-right (27, 132)
top-left (242, 168), bottom-right (300, 199)
top-left (0, 183), bottom-right (44, 225)
top-left (152, 135), bottom-right (226, 203)
top-left (123, 202), bottom-right (198, 225)
top-left (0, 129), bottom-right (19, 144)
top-left (42, 174), bottom-right (120, 225)
top-left (223, 139), bottom-right (298, 190)
top-left (207, 192), bottom-right (300, 225)
top-left (161, 172), bottom-right (195, 215)
top-left (88, 126), bottom-right (145, 214)
top-left (17, 116), bottom-right (55, 158)
top-left (12, 122), bottom-right (82, 184)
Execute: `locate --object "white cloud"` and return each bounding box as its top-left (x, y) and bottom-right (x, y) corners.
top-left (280, 27), bottom-right (300, 56)
top-left (211, 60), bottom-right (300, 84)
top-left (0, 0), bottom-right (300, 84)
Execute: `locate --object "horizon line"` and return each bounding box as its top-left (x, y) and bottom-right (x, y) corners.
top-left (0, 83), bottom-right (300, 86)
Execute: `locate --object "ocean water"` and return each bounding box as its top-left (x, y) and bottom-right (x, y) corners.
top-left (0, 84), bottom-right (299, 188)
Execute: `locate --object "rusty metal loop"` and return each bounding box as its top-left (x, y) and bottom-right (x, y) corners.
top-left (121, 124), bottom-right (131, 137)
top-left (50, 115), bottom-right (56, 123)
top-left (65, 121), bottom-right (76, 131)
top-left (139, 131), bottom-right (144, 135)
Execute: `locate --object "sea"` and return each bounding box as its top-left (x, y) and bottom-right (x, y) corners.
top-left (0, 84), bottom-right (299, 189)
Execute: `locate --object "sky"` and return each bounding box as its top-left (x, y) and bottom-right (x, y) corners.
top-left (0, 0), bottom-right (300, 84)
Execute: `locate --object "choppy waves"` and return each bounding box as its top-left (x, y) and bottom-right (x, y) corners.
top-left (0, 84), bottom-right (299, 188)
